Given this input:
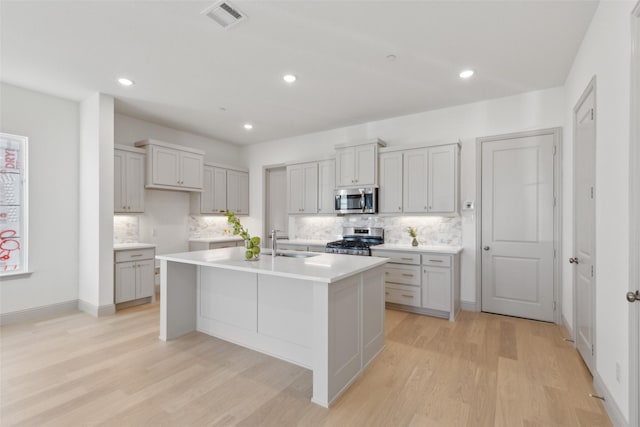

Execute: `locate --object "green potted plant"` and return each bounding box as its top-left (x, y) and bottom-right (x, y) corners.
top-left (224, 210), bottom-right (261, 260)
top-left (407, 226), bottom-right (419, 247)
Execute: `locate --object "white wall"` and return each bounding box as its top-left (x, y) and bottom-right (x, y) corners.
top-left (562, 1), bottom-right (634, 420)
top-left (114, 114), bottom-right (243, 255)
top-left (79, 93), bottom-right (115, 313)
top-left (0, 83), bottom-right (80, 314)
top-left (242, 87), bottom-right (566, 304)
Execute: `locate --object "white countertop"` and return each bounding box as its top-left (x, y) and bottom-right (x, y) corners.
top-left (114, 243), bottom-right (156, 250)
top-left (278, 239), bottom-right (330, 246)
top-left (188, 236), bottom-right (244, 243)
top-left (157, 247), bottom-right (389, 283)
top-left (372, 244), bottom-right (463, 254)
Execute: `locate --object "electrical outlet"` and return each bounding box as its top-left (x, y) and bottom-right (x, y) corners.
top-left (616, 362), bottom-right (621, 383)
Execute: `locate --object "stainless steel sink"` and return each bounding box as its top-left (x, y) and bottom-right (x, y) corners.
top-left (267, 251), bottom-right (320, 259)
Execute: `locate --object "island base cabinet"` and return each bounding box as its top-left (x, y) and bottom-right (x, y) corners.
top-left (159, 259), bottom-right (386, 409)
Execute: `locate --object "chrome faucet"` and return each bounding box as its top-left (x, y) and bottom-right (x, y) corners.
top-left (271, 229), bottom-right (279, 255)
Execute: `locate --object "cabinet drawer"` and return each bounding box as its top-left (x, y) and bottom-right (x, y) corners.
top-left (115, 248), bottom-right (155, 263)
top-left (385, 284), bottom-right (420, 307)
top-left (278, 244), bottom-right (308, 251)
top-left (209, 241), bottom-right (240, 249)
top-left (384, 265), bottom-right (421, 286)
top-left (422, 254), bottom-right (451, 267)
top-left (371, 250), bottom-right (420, 265)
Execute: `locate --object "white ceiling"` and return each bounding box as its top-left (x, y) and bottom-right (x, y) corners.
top-left (1, 1), bottom-right (598, 145)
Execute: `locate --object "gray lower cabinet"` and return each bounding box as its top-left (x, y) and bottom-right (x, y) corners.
top-left (371, 249), bottom-right (460, 321)
top-left (114, 248), bottom-right (155, 305)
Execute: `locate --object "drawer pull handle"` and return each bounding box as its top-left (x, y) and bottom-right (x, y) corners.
top-left (130, 254), bottom-right (143, 257)
top-left (400, 258), bottom-right (413, 261)
top-left (401, 274), bottom-right (414, 277)
top-left (428, 259), bottom-right (443, 263)
top-left (401, 294), bottom-right (413, 298)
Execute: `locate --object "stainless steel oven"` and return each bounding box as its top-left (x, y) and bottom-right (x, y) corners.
top-left (334, 188), bottom-right (378, 214)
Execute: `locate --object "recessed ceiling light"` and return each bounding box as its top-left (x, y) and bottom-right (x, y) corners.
top-left (459, 69), bottom-right (475, 79)
top-left (243, 123), bottom-right (253, 130)
top-left (117, 77), bottom-right (135, 86)
top-left (283, 74), bottom-right (297, 83)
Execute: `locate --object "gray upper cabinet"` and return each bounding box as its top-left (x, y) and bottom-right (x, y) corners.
top-left (287, 162), bottom-right (318, 214)
top-left (378, 151), bottom-right (403, 213)
top-left (114, 145), bottom-right (145, 213)
top-left (134, 139), bottom-right (204, 191)
top-left (317, 159), bottom-right (336, 214)
top-left (380, 143), bottom-right (459, 215)
top-left (190, 165), bottom-right (249, 215)
top-left (335, 143), bottom-right (380, 187)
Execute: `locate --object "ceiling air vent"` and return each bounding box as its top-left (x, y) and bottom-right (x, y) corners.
top-left (202, 1), bottom-right (247, 29)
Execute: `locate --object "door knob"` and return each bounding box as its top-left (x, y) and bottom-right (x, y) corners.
top-left (569, 257), bottom-right (579, 264)
top-left (483, 246), bottom-right (490, 251)
top-left (627, 291), bottom-right (640, 303)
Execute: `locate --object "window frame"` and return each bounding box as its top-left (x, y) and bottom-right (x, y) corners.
top-left (0, 132), bottom-right (29, 277)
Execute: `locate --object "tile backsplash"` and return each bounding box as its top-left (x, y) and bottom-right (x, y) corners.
top-left (188, 216), bottom-right (234, 239)
top-left (291, 215), bottom-right (461, 246)
top-left (113, 215), bottom-right (139, 243)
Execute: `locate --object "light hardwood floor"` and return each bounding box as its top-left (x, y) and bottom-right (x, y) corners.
top-left (0, 300), bottom-right (611, 427)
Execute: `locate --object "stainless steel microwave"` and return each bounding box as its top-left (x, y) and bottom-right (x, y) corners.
top-left (334, 188), bottom-right (378, 214)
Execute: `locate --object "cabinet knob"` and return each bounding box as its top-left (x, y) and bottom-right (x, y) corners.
top-left (122, 205), bottom-right (126, 209)
top-left (398, 206), bottom-right (401, 210)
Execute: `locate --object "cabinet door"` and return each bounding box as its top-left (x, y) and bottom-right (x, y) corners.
top-left (212, 167), bottom-right (228, 213)
top-left (317, 160), bottom-right (335, 214)
top-left (428, 145), bottom-right (457, 213)
top-left (152, 146), bottom-right (180, 186)
top-left (287, 164), bottom-right (305, 213)
top-left (200, 166), bottom-right (215, 213)
top-left (379, 152), bottom-right (403, 213)
top-left (335, 147), bottom-right (355, 187)
top-left (422, 266), bottom-right (451, 311)
top-left (125, 152), bottom-right (145, 212)
top-left (114, 150), bottom-right (126, 213)
top-left (115, 262), bottom-right (136, 303)
top-left (403, 148), bottom-right (429, 213)
top-left (227, 170), bottom-right (248, 214)
top-left (302, 162), bottom-right (318, 214)
top-left (354, 144), bottom-right (376, 186)
top-left (180, 152), bottom-right (203, 189)
top-left (135, 259), bottom-right (155, 299)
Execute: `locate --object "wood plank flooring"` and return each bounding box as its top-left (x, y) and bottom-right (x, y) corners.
top-left (0, 301), bottom-right (611, 426)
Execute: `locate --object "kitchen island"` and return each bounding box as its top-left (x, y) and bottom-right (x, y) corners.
top-left (156, 247), bottom-right (389, 407)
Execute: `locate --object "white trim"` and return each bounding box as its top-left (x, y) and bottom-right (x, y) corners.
top-left (77, 300), bottom-right (116, 317)
top-left (562, 313), bottom-right (574, 339)
top-left (0, 300), bottom-right (78, 325)
top-left (133, 138), bottom-right (205, 155)
top-left (572, 77), bottom-right (597, 373)
top-left (593, 372), bottom-right (629, 427)
top-left (628, 3), bottom-right (640, 426)
top-left (475, 127), bottom-right (563, 324)
top-left (460, 300), bottom-right (480, 312)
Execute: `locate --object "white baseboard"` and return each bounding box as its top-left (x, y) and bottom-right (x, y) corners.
top-left (593, 372), bottom-right (628, 427)
top-left (0, 300), bottom-right (79, 325)
top-left (78, 300), bottom-right (116, 317)
top-left (460, 300), bottom-right (480, 312)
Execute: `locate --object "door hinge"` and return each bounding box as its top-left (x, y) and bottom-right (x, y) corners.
top-left (591, 265), bottom-right (594, 277)
top-left (553, 301), bottom-right (557, 311)
top-left (554, 249), bottom-right (557, 259)
top-left (590, 187), bottom-right (594, 199)
top-left (590, 109), bottom-right (594, 121)
top-left (553, 145), bottom-right (557, 155)
top-left (553, 197), bottom-right (557, 207)
top-left (592, 344), bottom-right (594, 356)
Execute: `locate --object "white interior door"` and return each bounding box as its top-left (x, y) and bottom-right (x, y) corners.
top-left (481, 132), bottom-right (556, 322)
top-left (573, 83), bottom-right (596, 374)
